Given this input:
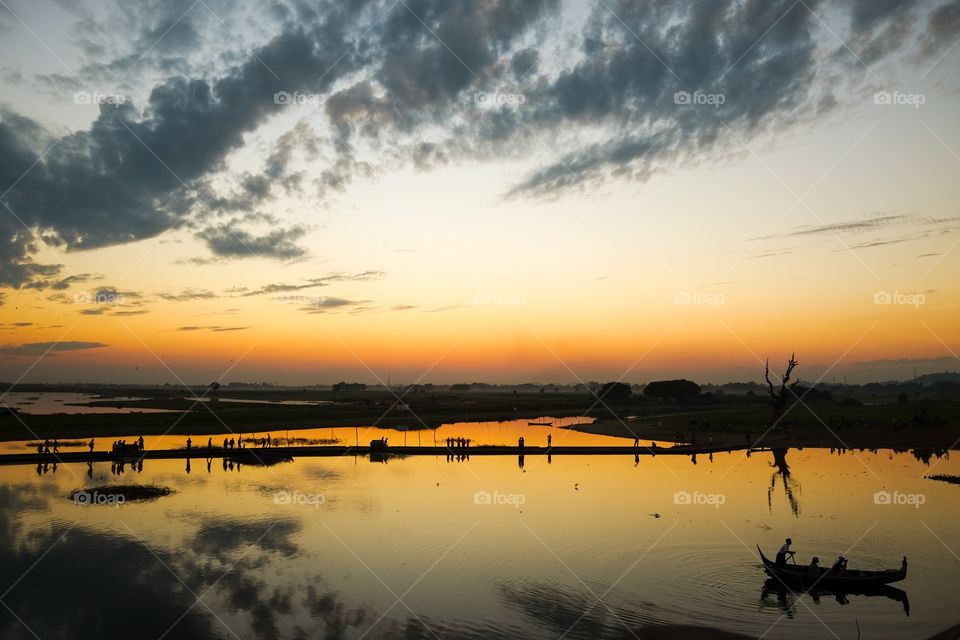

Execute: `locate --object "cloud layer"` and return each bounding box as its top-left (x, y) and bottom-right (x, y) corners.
top-left (1, 0), bottom-right (958, 287)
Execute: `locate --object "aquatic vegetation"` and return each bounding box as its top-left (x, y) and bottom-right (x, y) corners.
top-left (68, 484), bottom-right (173, 505)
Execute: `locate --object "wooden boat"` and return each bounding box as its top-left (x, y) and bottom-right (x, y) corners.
top-left (758, 546), bottom-right (907, 587)
top-left (527, 421), bottom-right (553, 426)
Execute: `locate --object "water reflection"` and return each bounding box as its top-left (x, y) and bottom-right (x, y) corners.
top-left (761, 579), bottom-right (910, 617)
top-left (769, 448), bottom-right (801, 517)
top-left (0, 448), bottom-right (957, 639)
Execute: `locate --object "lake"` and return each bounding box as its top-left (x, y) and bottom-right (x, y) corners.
top-left (0, 446), bottom-right (957, 639)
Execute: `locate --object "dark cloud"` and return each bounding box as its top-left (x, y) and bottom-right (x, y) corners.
top-left (1, 0), bottom-right (954, 285)
top-left (21, 272), bottom-right (102, 291)
top-left (0, 340), bottom-right (108, 356)
top-left (920, 0), bottom-right (960, 56)
top-left (752, 214), bottom-right (911, 240)
top-left (111, 309), bottom-right (150, 316)
top-left (1, 18), bottom-right (360, 285)
top-left (300, 297), bottom-right (368, 313)
top-left (157, 287), bottom-right (218, 301)
top-left (238, 271), bottom-right (384, 297)
top-left (199, 222), bottom-right (309, 260)
top-left (750, 214), bottom-right (960, 254)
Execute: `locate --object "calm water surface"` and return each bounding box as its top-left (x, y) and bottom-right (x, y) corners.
top-left (1, 391), bottom-right (176, 414)
top-left (1, 447), bottom-right (958, 639)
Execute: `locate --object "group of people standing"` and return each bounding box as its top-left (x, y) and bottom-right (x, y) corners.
top-left (446, 437), bottom-right (471, 449)
top-left (206, 436), bottom-right (247, 450)
top-left (187, 434), bottom-right (273, 450)
top-left (111, 436), bottom-right (145, 453)
top-left (36, 439), bottom-right (60, 454)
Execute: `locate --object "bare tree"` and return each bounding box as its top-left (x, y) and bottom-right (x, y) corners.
top-left (765, 353), bottom-right (798, 425)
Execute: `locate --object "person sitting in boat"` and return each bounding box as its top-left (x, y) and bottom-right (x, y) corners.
top-left (831, 555), bottom-right (847, 572)
top-left (809, 557), bottom-right (821, 573)
top-left (775, 538), bottom-right (794, 567)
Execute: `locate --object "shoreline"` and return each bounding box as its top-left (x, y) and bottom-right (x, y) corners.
top-left (2, 390), bottom-right (958, 452)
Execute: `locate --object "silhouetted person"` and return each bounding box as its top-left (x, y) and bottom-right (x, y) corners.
top-left (208, 437), bottom-right (213, 448)
top-left (229, 438), bottom-right (235, 449)
top-left (831, 556), bottom-right (847, 572)
top-left (137, 435), bottom-right (144, 450)
top-left (238, 435), bottom-right (244, 448)
top-left (266, 434), bottom-right (272, 448)
top-left (776, 538), bottom-right (794, 567)
top-left (809, 557), bottom-right (821, 573)
top-left (53, 439), bottom-right (59, 453)
top-left (223, 437), bottom-right (229, 449)
top-left (186, 437), bottom-right (192, 451)
top-left (547, 434), bottom-right (552, 448)
top-left (88, 439), bottom-right (95, 453)
top-left (518, 436), bottom-right (525, 450)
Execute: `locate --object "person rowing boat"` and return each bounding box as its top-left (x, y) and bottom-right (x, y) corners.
top-left (775, 538), bottom-right (795, 567)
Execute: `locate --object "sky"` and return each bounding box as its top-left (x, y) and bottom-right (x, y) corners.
top-left (0, 0), bottom-right (958, 386)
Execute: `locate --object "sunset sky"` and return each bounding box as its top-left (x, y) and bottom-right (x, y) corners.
top-left (1, 0), bottom-right (958, 385)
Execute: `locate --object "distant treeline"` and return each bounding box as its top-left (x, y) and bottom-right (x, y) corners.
top-left (4, 371), bottom-right (960, 402)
